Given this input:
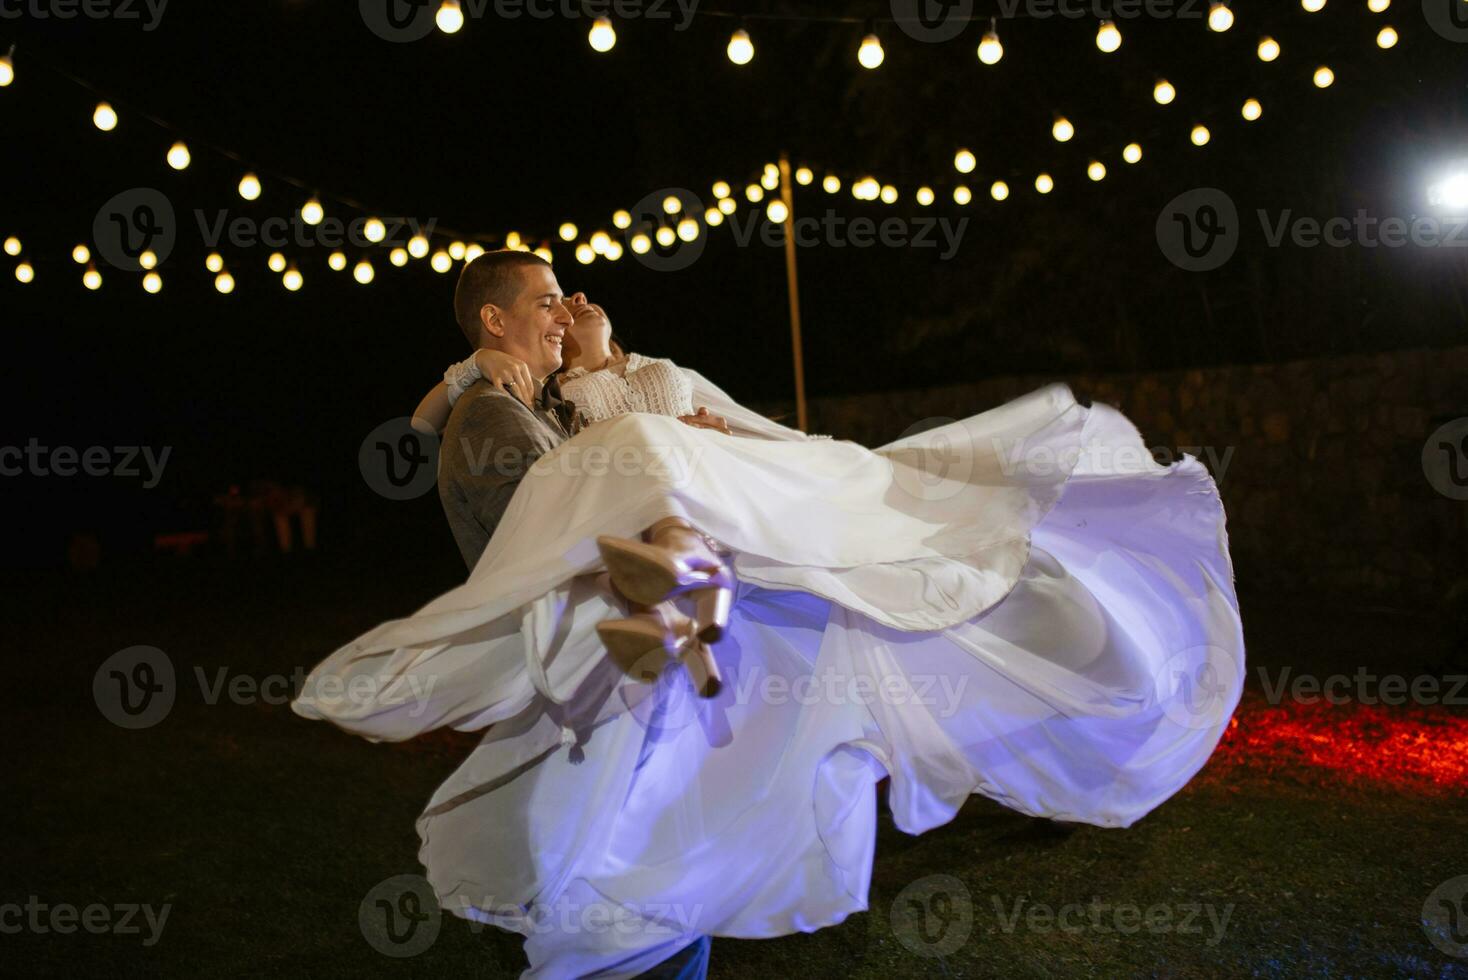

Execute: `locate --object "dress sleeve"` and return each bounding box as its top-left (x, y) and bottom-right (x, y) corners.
top-left (444, 354), bottom-right (483, 408)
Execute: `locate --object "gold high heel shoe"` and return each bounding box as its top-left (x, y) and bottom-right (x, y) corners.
top-left (596, 603), bottom-right (723, 698)
top-left (597, 525), bottom-right (735, 643)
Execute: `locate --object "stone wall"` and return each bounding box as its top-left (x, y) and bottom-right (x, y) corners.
top-left (758, 346), bottom-right (1468, 607)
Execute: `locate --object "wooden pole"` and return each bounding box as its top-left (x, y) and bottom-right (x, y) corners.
top-left (777, 152), bottom-right (808, 432)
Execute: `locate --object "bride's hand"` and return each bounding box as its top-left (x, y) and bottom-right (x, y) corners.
top-left (678, 406), bottom-right (732, 435)
top-left (474, 349), bottom-right (535, 408)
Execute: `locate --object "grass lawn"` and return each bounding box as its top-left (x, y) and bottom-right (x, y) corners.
top-left (4, 552), bottom-right (1466, 978)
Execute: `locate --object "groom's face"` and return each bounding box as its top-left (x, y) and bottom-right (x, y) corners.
top-left (487, 264), bottom-right (572, 380)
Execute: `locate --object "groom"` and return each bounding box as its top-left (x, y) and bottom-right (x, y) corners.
top-left (438, 249), bottom-right (715, 979)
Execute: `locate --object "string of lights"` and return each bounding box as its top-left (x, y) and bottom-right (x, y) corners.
top-left (0, 1), bottom-right (1406, 294)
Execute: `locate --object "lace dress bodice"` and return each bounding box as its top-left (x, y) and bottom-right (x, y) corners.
top-left (558, 353), bottom-right (694, 423)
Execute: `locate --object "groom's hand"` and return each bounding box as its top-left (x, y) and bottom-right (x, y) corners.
top-left (678, 406), bottom-right (731, 435)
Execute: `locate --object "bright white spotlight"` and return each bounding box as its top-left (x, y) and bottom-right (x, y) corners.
top-left (1428, 173), bottom-right (1468, 212)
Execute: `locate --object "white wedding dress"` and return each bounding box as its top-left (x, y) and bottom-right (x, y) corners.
top-left (295, 361), bottom-right (1244, 978)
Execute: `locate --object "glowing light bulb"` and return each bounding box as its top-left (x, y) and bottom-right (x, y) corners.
top-left (1096, 20), bottom-right (1122, 53)
top-left (431, 250), bottom-right (452, 273)
top-left (206, 252), bottom-right (224, 273)
top-left (1241, 98), bottom-right (1262, 121)
top-left (631, 233), bottom-right (651, 254)
top-left (745, 183), bottom-right (764, 203)
top-left (1053, 117), bottom-right (1075, 142)
top-left (301, 197), bottom-right (324, 225)
top-left (167, 141), bottom-right (191, 170)
top-left (1190, 124), bottom-right (1211, 146)
top-left (705, 207), bottom-right (723, 226)
top-left (408, 234), bottom-right (429, 258)
top-left (1208, 2), bottom-right (1234, 32)
top-left (656, 226), bottom-right (677, 247)
top-left (916, 186), bottom-right (934, 206)
top-left (977, 30), bottom-right (1003, 65)
top-left (712, 181), bottom-right (731, 199)
top-left (1123, 142), bottom-right (1143, 163)
top-left (612, 210), bottom-right (631, 229)
top-left (822, 175), bottom-right (841, 194)
top-left (238, 173), bottom-right (261, 201)
top-left (588, 16), bottom-right (616, 52)
top-left (444, 241), bottom-right (464, 261)
top-left (268, 252), bottom-right (286, 273)
top-left (1088, 160), bottom-right (1107, 181)
top-left (953, 184), bottom-right (972, 205)
top-left (591, 230), bottom-right (612, 254)
top-left (534, 246), bottom-right (553, 263)
top-left (1258, 36), bottom-right (1280, 61)
top-left (215, 271), bottom-right (235, 294)
top-left (1376, 26), bottom-right (1397, 48)
top-left (795, 167), bottom-right (813, 185)
top-left (718, 197), bottom-right (737, 214)
top-left (464, 243), bottom-right (484, 262)
top-left (390, 247), bottom-right (409, 267)
top-left (1154, 79), bottom-right (1176, 104)
top-left (2, 236), bottom-right (18, 256)
top-left (575, 243), bottom-right (595, 265)
top-left (0, 54), bottom-right (12, 87)
top-left (604, 240), bottom-right (623, 261)
top-left (727, 28), bottom-right (754, 65)
top-left (283, 266), bottom-right (303, 291)
top-left (15, 262), bottom-right (33, 283)
top-left (558, 222), bottom-right (577, 242)
top-left (954, 148), bottom-right (976, 173)
top-left (881, 184), bottom-right (898, 203)
top-left (766, 200), bottom-right (789, 223)
top-left (1301, 0), bottom-right (1325, 11)
top-left (1368, 0), bottom-right (1390, 10)
top-left (353, 260), bottom-right (374, 284)
top-left (499, 231), bottom-right (519, 249)
top-left (93, 102), bottom-right (117, 132)
top-left (858, 33), bottom-right (884, 69)
top-left (83, 265), bottom-right (102, 290)
top-left (328, 251), bottom-right (347, 271)
top-left (1035, 173), bottom-right (1054, 194)
top-left (677, 217), bottom-right (699, 242)
top-left (72, 244), bottom-right (90, 264)
top-left (436, 0), bottom-right (464, 34)
top-left (990, 180), bottom-right (1009, 201)
top-left (761, 170), bottom-right (779, 191)
top-left (143, 271), bottom-right (162, 294)
top-left (364, 218), bottom-right (386, 243)
top-left (1314, 65), bottom-right (1334, 88)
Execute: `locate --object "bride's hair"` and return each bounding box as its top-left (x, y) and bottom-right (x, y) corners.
top-left (452, 250), bottom-right (551, 349)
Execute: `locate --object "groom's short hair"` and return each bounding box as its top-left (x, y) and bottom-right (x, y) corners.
top-left (453, 250), bottom-right (551, 349)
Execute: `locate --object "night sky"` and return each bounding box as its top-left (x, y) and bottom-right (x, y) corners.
top-left (2, 1), bottom-right (1464, 565)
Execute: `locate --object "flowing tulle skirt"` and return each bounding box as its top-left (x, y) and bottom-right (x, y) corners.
top-left (293, 383), bottom-right (1243, 978)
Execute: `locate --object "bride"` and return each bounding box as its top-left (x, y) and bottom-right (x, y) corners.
top-left (296, 270), bottom-right (1244, 978)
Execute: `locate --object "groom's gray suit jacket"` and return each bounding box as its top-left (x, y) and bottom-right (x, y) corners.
top-left (438, 376), bottom-right (580, 570)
